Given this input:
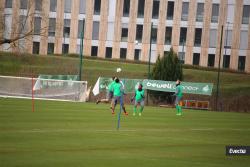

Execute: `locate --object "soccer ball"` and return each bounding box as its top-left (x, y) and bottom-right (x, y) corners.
top-left (116, 68), bottom-right (122, 73)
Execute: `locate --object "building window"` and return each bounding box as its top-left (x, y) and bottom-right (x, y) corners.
top-left (20, 0), bottom-right (27, 9)
top-left (5, 0), bottom-right (12, 8)
top-left (91, 46), bottom-right (98, 56)
top-left (223, 55), bottom-right (230, 68)
top-left (48, 18), bottom-right (56, 37)
top-left (106, 47), bottom-right (112, 59)
top-left (166, 1), bottom-right (174, 20)
top-left (92, 21), bottom-right (99, 40)
top-left (179, 27), bottom-right (187, 45)
top-left (123, 0), bottom-right (130, 17)
top-left (178, 52), bottom-right (185, 64)
top-left (33, 42), bottom-right (40, 54)
top-left (224, 30), bottom-right (232, 49)
top-left (78, 20), bottom-right (85, 38)
top-left (79, 0), bottom-right (86, 14)
top-left (227, 4), bottom-right (234, 23)
top-left (35, 0), bottom-right (42, 11)
top-left (240, 30), bottom-right (248, 50)
top-left (76, 45), bottom-right (81, 54)
top-left (107, 22), bottom-right (115, 41)
top-left (47, 43), bottom-right (54, 54)
top-left (151, 27), bottom-right (157, 44)
top-left (238, 56), bottom-right (246, 71)
top-left (19, 15), bottom-right (28, 35)
top-left (164, 51), bottom-right (169, 56)
top-left (150, 50), bottom-right (157, 63)
top-left (208, 54), bottom-right (215, 67)
top-left (62, 44), bottom-right (69, 54)
top-left (50, 0), bottom-right (57, 12)
top-left (63, 19), bottom-right (71, 38)
top-left (194, 28), bottom-right (202, 47)
top-left (134, 49), bottom-right (141, 60)
top-left (121, 27), bottom-right (128, 42)
top-left (64, 0), bottom-right (72, 13)
top-left (181, 2), bottom-right (189, 21)
top-left (196, 3), bottom-right (204, 22)
top-left (211, 4), bottom-right (219, 23)
top-left (193, 53), bottom-right (200, 65)
top-left (18, 16), bottom-right (27, 50)
top-left (3, 14), bottom-right (12, 39)
top-left (136, 25), bottom-right (143, 43)
top-left (120, 48), bottom-right (127, 59)
top-left (94, 0), bottom-right (101, 15)
top-left (152, 0), bottom-right (160, 19)
top-left (242, 5), bottom-right (250, 24)
top-left (165, 27), bottom-right (172, 45)
top-left (137, 0), bottom-right (145, 18)
top-left (209, 29), bottom-right (217, 48)
top-left (34, 17), bottom-right (41, 35)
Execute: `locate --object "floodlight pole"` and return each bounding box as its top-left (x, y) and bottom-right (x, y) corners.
top-left (79, 31), bottom-right (84, 81)
top-left (148, 23), bottom-right (153, 79)
top-left (147, 22), bottom-right (153, 105)
top-left (215, 25), bottom-right (224, 111)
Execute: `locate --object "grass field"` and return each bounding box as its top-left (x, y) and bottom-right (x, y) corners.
top-left (1, 98), bottom-right (250, 167)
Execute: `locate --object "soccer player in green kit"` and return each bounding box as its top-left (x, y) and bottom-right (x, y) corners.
top-left (131, 83), bottom-right (145, 116)
top-left (174, 79), bottom-right (183, 116)
top-left (111, 78), bottom-right (128, 115)
top-left (96, 76), bottom-right (116, 104)
top-left (96, 77), bottom-right (119, 114)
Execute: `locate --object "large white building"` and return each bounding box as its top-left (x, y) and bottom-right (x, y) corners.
top-left (1, 0), bottom-right (250, 72)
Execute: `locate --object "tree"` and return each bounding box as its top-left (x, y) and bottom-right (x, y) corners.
top-left (150, 48), bottom-right (183, 103)
top-left (0, 0), bottom-right (51, 52)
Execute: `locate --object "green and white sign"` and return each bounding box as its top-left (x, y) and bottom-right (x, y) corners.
top-left (143, 79), bottom-right (213, 95)
top-left (93, 77), bottom-right (213, 96)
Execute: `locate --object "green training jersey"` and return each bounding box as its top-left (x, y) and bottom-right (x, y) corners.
top-left (176, 85), bottom-right (183, 97)
top-left (135, 89), bottom-right (144, 101)
top-left (108, 81), bottom-right (115, 92)
top-left (113, 82), bottom-right (122, 96)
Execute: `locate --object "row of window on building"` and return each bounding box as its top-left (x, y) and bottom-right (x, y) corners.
top-left (5, 13), bottom-right (248, 51)
top-left (32, 41), bottom-right (246, 71)
top-left (5, 0), bottom-right (250, 25)
top-left (27, 17), bottom-right (247, 50)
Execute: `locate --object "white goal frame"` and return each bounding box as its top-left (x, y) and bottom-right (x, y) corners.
top-left (0, 75), bottom-right (88, 102)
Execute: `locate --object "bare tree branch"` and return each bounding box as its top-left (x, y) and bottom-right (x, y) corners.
top-left (0, 29), bottom-right (33, 45)
top-left (0, 0), bottom-right (52, 48)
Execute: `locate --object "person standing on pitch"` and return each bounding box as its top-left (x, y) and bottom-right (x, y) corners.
top-left (174, 79), bottom-right (183, 115)
top-left (131, 83), bottom-right (145, 116)
top-left (111, 78), bottom-right (128, 115)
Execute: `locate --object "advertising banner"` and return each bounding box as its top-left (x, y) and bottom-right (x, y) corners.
top-left (93, 77), bottom-right (213, 96)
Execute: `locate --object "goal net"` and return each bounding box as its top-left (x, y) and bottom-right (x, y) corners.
top-left (0, 75), bottom-right (88, 102)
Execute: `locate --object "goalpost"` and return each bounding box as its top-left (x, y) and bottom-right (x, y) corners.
top-left (0, 75), bottom-right (88, 102)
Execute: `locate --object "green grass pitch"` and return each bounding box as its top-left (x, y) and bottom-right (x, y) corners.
top-left (0, 98), bottom-right (250, 167)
